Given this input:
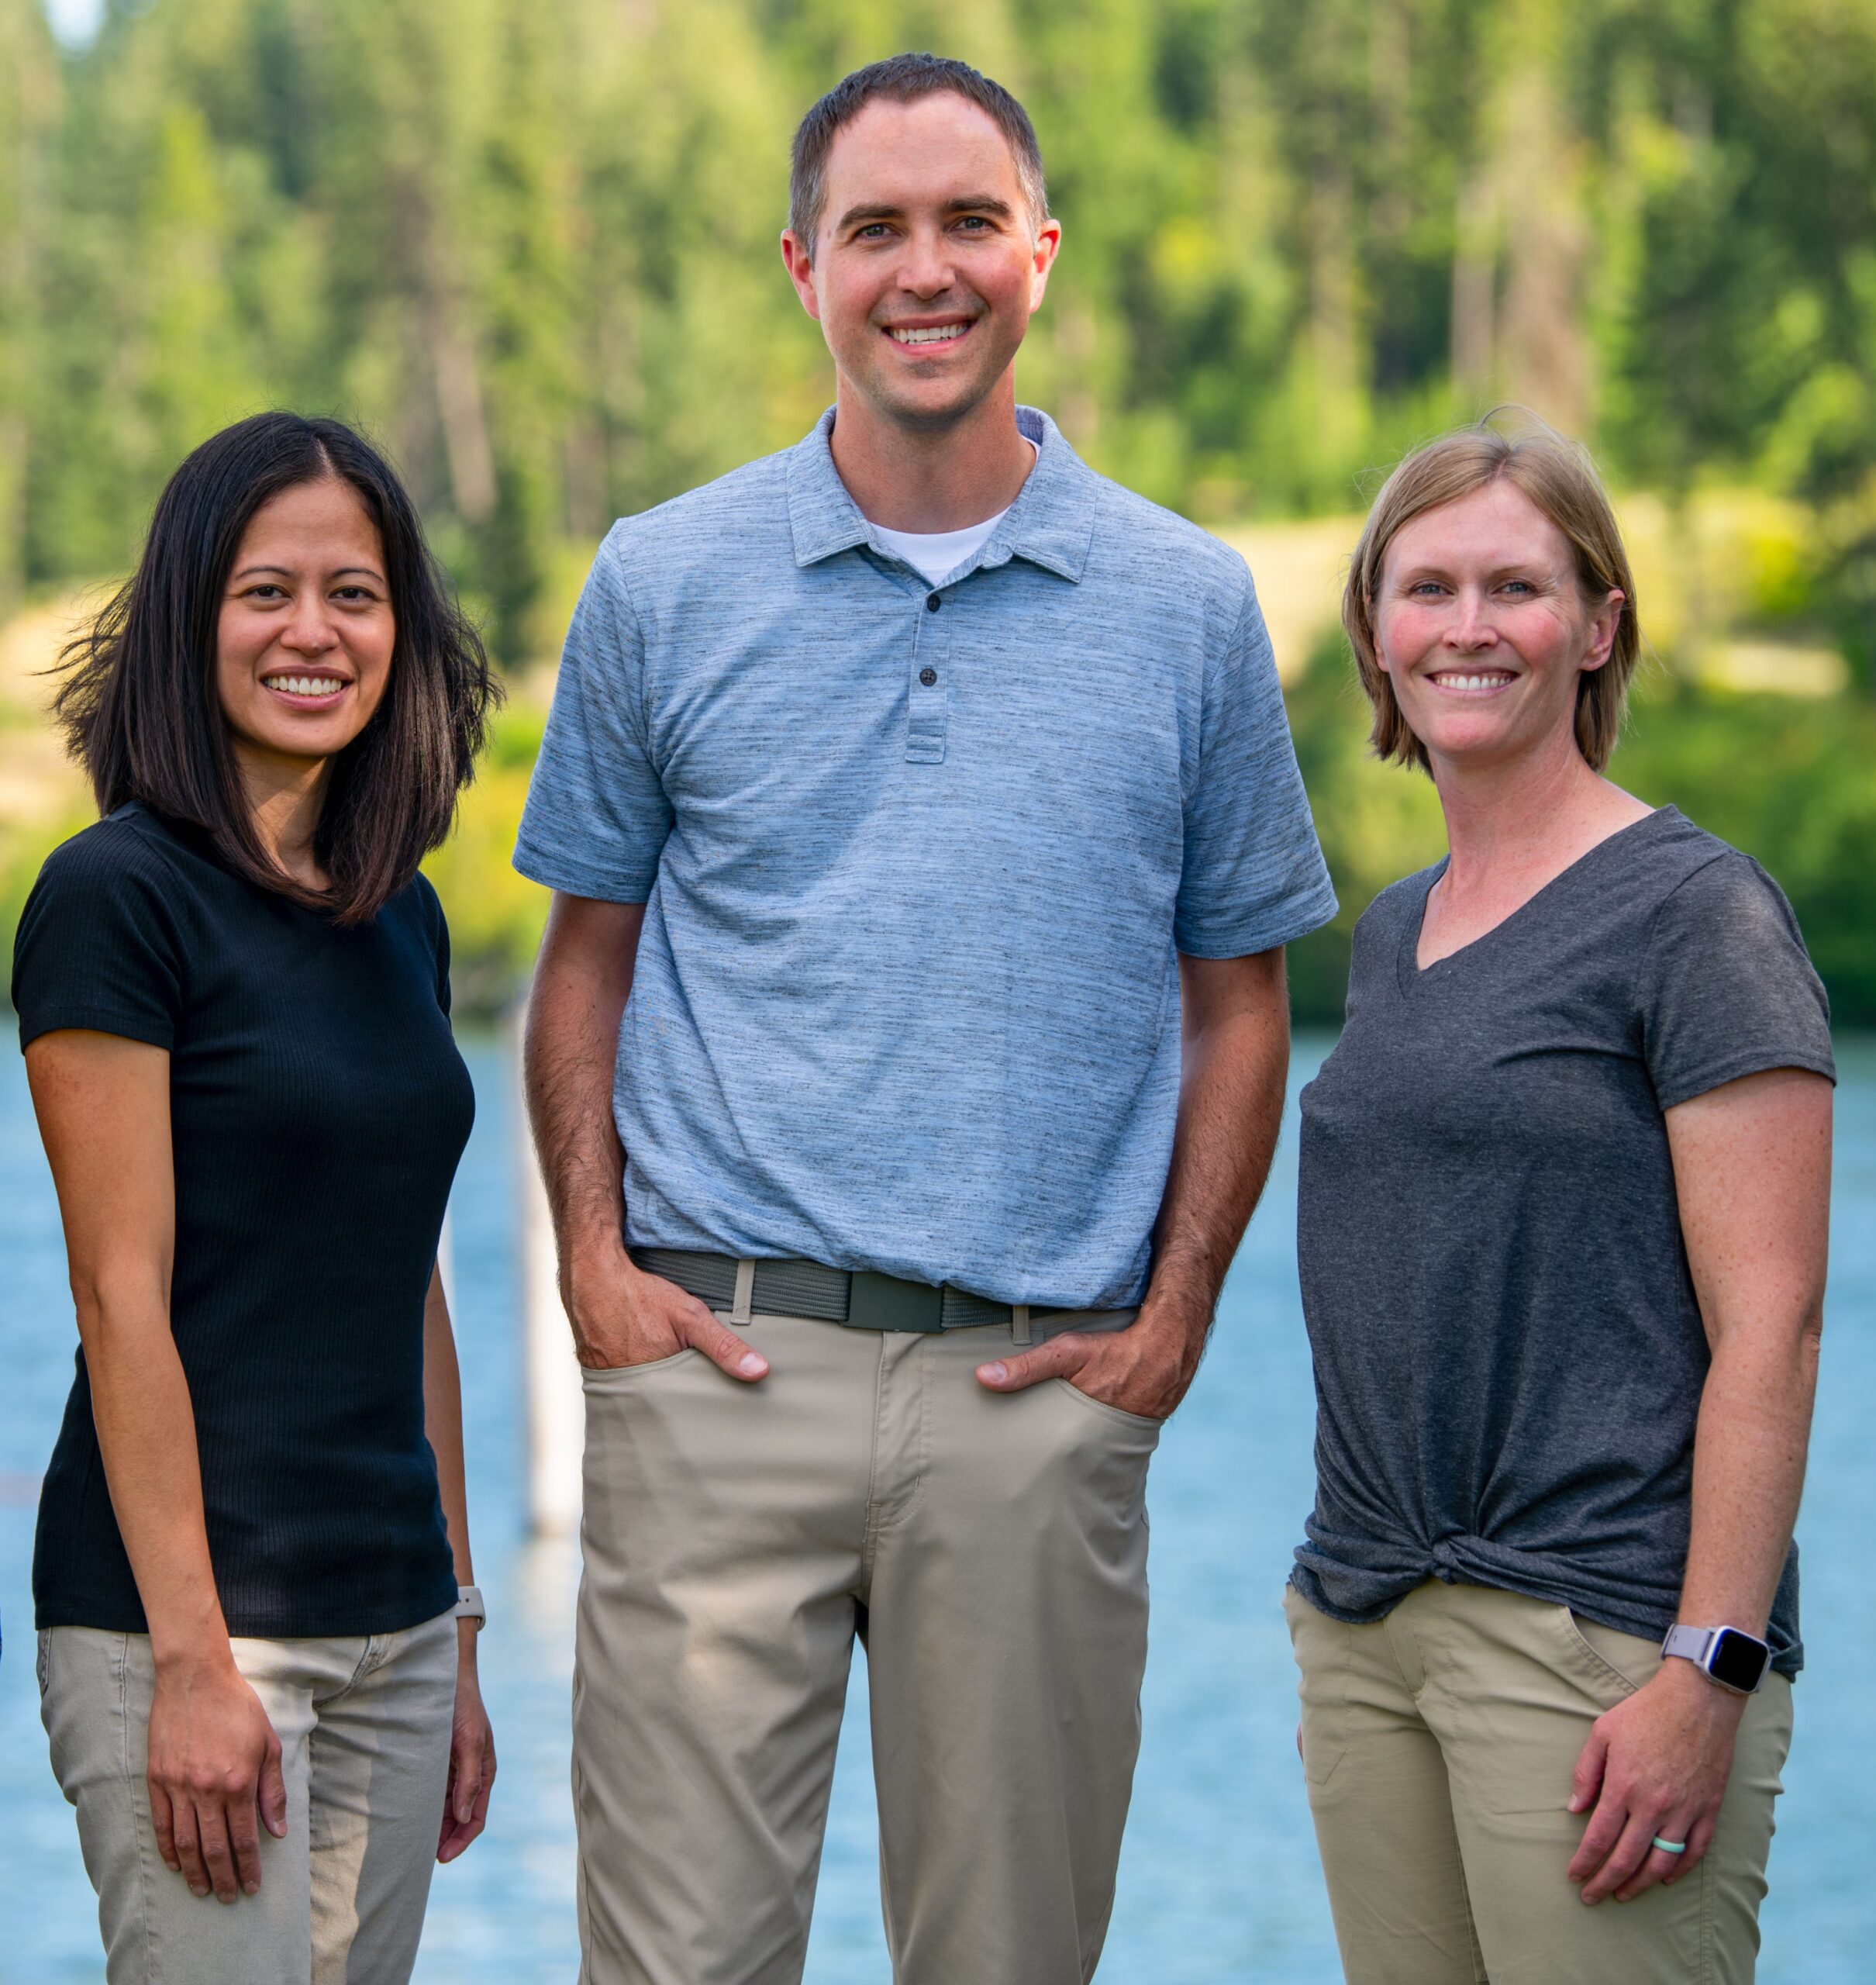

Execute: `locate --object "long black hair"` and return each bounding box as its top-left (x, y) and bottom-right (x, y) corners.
top-left (54, 412), bottom-right (499, 924)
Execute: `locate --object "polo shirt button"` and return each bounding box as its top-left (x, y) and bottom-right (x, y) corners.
top-left (919, 667), bottom-right (937, 686)
top-left (926, 593), bottom-right (942, 612)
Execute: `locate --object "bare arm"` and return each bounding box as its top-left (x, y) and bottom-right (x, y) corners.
top-left (422, 1267), bottom-right (495, 1862)
top-left (978, 948), bottom-right (1291, 1417)
top-left (1569, 1065), bottom-right (1831, 1904)
top-left (523, 892), bottom-right (767, 1379)
top-left (25, 1030), bottom-right (287, 1904)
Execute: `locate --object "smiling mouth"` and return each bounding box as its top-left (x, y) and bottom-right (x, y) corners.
top-left (262, 673), bottom-right (349, 702)
top-left (1428, 670), bottom-right (1516, 693)
top-left (884, 319), bottom-right (975, 350)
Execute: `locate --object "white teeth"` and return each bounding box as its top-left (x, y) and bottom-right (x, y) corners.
top-left (264, 675), bottom-right (344, 698)
top-left (890, 324), bottom-right (968, 345)
top-left (1436, 673), bottom-right (1512, 691)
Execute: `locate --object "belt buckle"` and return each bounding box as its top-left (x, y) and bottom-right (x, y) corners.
top-left (846, 1271), bottom-right (945, 1332)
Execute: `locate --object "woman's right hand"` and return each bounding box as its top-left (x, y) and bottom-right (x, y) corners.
top-left (147, 1652), bottom-right (288, 1901)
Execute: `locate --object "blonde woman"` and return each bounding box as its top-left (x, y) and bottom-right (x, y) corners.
top-left (1286, 420), bottom-right (1833, 1983)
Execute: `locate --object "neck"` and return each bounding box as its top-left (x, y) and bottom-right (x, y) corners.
top-left (233, 743), bottom-right (332, 890)
top-left (1429, 728), bottom-right (1632, 894)
top-left (829, 370), bottom-right (1035, 533)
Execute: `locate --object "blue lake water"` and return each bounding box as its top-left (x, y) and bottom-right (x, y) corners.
top-left (1, 1030), bottom-right (1871, 1983)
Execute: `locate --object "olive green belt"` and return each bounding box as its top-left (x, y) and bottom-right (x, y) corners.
top-left (629, 1247), bottom-right (1125, 1341)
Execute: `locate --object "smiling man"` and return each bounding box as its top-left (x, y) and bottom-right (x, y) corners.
top-left (515, 53), bottom-right (1336, 1985)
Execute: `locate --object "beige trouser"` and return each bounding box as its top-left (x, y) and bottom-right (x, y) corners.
top-left (1284, 1579), bottom-right (1793, 1985)
top-left (39, 1612), bottom-right (458, 1985)
top-left (574, 1307), bottom-right (1159, 1985)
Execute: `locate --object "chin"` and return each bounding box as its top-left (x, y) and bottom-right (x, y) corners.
top-left (247, 718), bottom-right (358, 765)
top-left (846, 336), bottom-right (1008, 430)
top-left (875, 375), bottom-right (995, 432)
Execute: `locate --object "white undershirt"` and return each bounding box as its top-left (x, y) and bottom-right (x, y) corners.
top-left (867, 439), bottom-right (1038, 587)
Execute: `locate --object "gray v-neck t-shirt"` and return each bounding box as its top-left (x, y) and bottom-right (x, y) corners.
top-left (1293, 807), bottom-right (1833, 1676)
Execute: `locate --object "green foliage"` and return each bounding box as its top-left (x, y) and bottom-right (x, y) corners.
top-left (6, 0), bottom-right (1875, 665)
top-left (1284, 639), bottom-right (1876, 1027)
top-left (1615, 683), bottom-right (1876, 1021)
top-left (4, 0), bottom-right (1871, 1024)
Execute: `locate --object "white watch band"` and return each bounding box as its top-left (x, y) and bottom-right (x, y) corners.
top-left (1660, 1621), bottom-right (1769, 1693)
top-left (1660, 1624), bottom-right (1716, 1666)
top-left (452, 1583), bottom-right (486, 1625)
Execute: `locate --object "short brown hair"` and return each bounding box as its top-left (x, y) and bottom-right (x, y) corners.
top-left (788, 54), bottom-right (1048, 259)
top-left (1342, 416), bottom-right (1640, 774)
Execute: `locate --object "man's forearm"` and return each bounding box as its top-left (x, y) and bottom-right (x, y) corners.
top-left (522, 896), bottom-right (644, 1271)
top-left (1141, 949), bottom-right (1291, 1341)
top-left (522, 894), bottom-right (771, 1383)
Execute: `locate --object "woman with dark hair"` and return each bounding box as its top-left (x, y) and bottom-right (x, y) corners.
top-left (1286, 419), bottom-right (1833, 1983)
top-left (13, 412), bottom-right (500, 1984)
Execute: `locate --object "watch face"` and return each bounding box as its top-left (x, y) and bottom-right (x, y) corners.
top-left (1708, 1628), bottom-right (1770, 1693)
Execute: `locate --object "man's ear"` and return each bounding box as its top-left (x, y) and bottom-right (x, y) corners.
top-left (780, 230), bottom-right (822, 322)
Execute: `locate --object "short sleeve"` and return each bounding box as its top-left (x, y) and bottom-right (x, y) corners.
top-left (1173, 575), bottom-right (1339, 958)
top-left (12, 827), bottom-right (186, 1052)
top-left (1640, 852), bottom-right (1835, 1109)
top-left (512, 530), bottom-right (674, 902)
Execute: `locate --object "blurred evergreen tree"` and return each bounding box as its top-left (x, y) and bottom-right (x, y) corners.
top-left (3, 0), bottom-right (1873, 671)
top-left (0, 0), bottom-right (57, 617)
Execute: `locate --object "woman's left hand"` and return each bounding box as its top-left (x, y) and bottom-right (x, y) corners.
top-left (437, 1627), bottom-right (497, 1863)
top-left (1566, 1659), bottom-right (1747, 1904)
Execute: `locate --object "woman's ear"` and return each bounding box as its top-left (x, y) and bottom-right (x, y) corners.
top-left (1581, 588), bottom-right (1626, 673)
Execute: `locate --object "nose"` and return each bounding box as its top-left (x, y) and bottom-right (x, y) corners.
top-left (278, 596), bottom-right (340, 657)
top-left (1445, 585), bottom-right (1498, 652)
top-left (896, 223), bottom-right (957, 299)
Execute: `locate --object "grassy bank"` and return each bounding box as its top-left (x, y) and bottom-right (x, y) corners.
top-left (4, 489), bottom-right (1872, 1029)
top-left (1284, 643), bottom-right (1876, 1025)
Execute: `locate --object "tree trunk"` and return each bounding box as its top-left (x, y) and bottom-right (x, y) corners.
top-left (1450, 171), bottom-right (1496, 405)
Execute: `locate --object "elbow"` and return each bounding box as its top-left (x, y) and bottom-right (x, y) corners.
top-left (67, 1266), bottom-right (170, 1354)
top-left (1798, 1300), bottom-right (1824, 1365)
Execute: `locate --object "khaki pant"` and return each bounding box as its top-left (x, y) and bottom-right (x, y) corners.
top-left (574, 1309), bottom-right (1158, 1985)
top-left (39, 1612), bottom-right (458, 1985)
top-left (1284, 1579), bottom-right (1793, 1985)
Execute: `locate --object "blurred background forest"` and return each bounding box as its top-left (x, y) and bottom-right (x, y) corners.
top-left (1, 0), bottom-right (1873, 1020)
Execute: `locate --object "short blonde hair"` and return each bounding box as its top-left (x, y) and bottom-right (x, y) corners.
top-left (1342, 417), bottom-right (1640, 773)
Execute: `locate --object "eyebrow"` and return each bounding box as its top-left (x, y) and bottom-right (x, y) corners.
top-left (231, 564), bottom-right (385, 582)
top-left (834, 194), bottom-right (1016, 230)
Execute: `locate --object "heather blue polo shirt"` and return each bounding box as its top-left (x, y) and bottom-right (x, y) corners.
top-left (514, 406), bottom-right (1335, 1307)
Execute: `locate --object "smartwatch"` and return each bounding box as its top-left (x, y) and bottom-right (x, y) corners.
top-left (452, 1584), bottom-right (487, 1628)
top-left (1660, 1624), bottom-right (1770, 1695)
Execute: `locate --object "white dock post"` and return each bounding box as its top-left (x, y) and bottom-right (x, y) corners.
top-left (516, 1006), bottom-right (585, 1537)
top-left (437, 1209), bottom-right (456, 1311)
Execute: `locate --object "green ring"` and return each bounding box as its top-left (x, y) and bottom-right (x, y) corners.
top-left (1651, 1835), bottom-right (1688, 1855)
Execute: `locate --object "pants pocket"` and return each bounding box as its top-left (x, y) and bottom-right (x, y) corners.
top-left (580, 1346), bottom-right (704, 1386)
top-left (1048, 1376), bottom-right (1167, 1435)
top-left (1284, 1583), bottom-right (1350, 1789)
top-left (1552, 1606), bottom-right (1651, 1707)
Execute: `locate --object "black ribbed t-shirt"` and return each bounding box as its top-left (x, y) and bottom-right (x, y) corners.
top-left (12, 803), bottom-right (473, 1637)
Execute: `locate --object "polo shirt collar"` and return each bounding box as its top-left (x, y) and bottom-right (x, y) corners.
top-left (786, 402), bottom-right (1097, 584)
